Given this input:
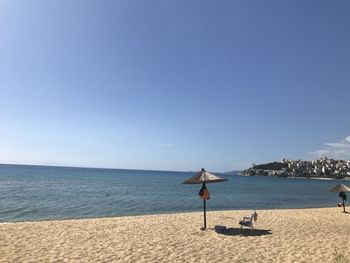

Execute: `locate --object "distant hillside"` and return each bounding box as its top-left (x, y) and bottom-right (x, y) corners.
top-left (253, 162), bottom-right (287, 170)
top-left (242, 158), bottom-right (350, 179)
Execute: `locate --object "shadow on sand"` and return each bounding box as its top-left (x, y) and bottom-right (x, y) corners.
top-left (215, 227), bottom-right (272, 237)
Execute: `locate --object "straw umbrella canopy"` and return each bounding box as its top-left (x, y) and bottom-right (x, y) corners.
top-left (183, 169), bottom-right (228, 184)
top-left (329, 183), bottom-right (350, 213)
top-left (329, 184), bottom-right (350, 192)
top-left (183, 168), bottom-right (227, 230)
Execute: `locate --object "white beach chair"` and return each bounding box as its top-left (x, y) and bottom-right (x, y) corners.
top-left (239, 211), bottom-right (257, 230)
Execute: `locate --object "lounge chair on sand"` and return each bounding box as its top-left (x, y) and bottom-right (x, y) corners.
top-left (239, 211), bottom-right (258, 230)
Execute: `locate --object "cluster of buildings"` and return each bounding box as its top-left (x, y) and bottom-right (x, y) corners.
top-left (281, 158), bottom-right (350, 178)
top-left (243, 157), bottom-right (350, 179)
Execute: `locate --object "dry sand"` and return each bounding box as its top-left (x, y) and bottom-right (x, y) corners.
top-left (1, 207), bottom-right (349, 262)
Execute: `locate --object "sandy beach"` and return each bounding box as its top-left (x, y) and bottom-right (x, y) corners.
top-left (1, 207), bottom-right (349, 262)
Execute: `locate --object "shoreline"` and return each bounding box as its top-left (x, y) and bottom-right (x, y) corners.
top-left (1, 207), bottom-right (349, 262)
top-left (0, 206), bottom-right (339, 224)
top-left (0, 204), bottom-right (338, 224)
top-left (240, 173), bottom-right (341, 181)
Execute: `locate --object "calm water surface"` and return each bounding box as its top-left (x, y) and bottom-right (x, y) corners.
top-left (0, 164), bottom-right (342, 222)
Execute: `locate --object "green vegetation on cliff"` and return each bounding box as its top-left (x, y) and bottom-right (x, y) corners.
top-left (253, 162), bottom-right (288, 170)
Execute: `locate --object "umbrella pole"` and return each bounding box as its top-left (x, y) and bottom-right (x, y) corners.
top-left (203, 198), bottom-right (207, 229)
top-left (343, 199), bottom-right (346, 213)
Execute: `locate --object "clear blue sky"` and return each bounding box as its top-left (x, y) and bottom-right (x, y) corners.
top-left (1, 0), bottom-right (350, 172)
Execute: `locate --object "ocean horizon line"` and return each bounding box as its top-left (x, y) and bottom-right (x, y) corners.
top-left (0, 162), bottom-right (220, 175)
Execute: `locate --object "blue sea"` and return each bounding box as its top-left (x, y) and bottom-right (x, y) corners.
top-left (0, 164), bottom-right (342, 223)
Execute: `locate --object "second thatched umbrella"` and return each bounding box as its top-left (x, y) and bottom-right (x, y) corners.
top-left (183, 168), bottom-right (227, 230)
top-left (329, 183), bottom-right (350, 213)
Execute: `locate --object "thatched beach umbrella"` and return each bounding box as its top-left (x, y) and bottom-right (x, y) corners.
top-left (329, 183), bottom-right (350, 213)
top-left (183, 168), bottom-right (227, 230)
